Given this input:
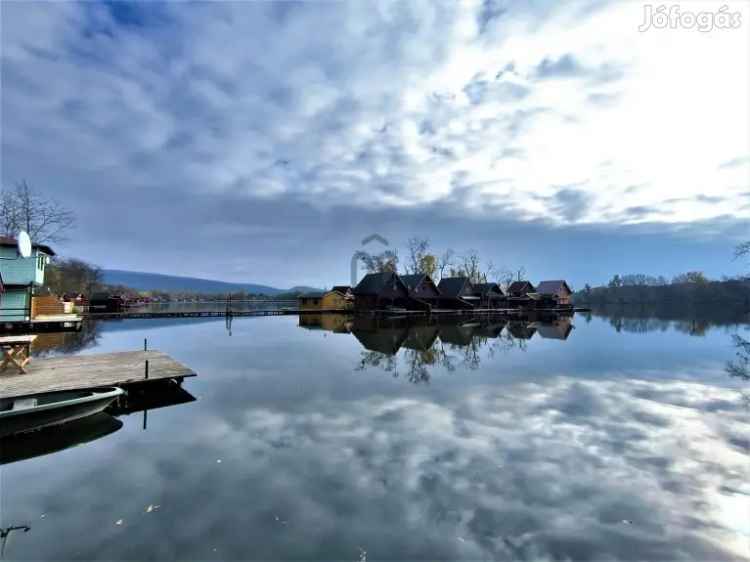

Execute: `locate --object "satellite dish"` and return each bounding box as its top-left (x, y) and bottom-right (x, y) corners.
top-left (17, 231), bottom-right (32, 258)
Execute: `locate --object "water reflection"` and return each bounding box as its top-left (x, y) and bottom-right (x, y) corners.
top-left (302, 313), bottom-right (574, 383)
top-left (590, 303), bottom-right (749, 335)
top-left (2, 308), bottom-right (749, 560)
top-left (0, 382), bottom-right (196, 465)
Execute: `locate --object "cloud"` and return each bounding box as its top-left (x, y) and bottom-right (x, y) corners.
top-left (7, 374), bottom-right (748, 559)
top-left (1, 1), bottom-right (748, 283)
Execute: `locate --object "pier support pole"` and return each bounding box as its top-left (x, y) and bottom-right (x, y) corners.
top-left (144, 359), bottom-right (149, 380)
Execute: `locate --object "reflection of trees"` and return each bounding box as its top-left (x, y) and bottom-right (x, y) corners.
top-left (595, 304), bottom-right (748, 336)
top-left (31, 319), bottom-right (101, 357)
top-left (356, 321), bottom-right (533, 383)
top-left (726, 335), bottom-right (750, 381)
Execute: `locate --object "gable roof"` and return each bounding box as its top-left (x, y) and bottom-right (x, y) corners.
top-left (299, 292), bottom-right (325, 299)
top-left (331, 285), bottom-right (352, 294)
top-left (508, 280), bottom-right (535, 294)
top-left (353, 272), bottom-right (406, 295)
top-left (399, 274), bottom-right (427, 291)
top-left (0, 236), bottom-right (55, 256)
top-left (400, 274), bottom-right (440, 295)
top-left (473, 282), bottom-right (505, 297)
top-left (437, 277), bottom-right (472, 298)
top-left (535, 280), bottom-right (572, 295)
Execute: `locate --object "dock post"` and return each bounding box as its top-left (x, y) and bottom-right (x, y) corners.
top-left (144, 338), bottom-right (148, 351)
top-left (144, 359), bottom-right (149, 379)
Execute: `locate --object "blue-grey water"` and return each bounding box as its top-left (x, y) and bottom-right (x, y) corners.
top-left (1, 310), bottom-right (749, 561)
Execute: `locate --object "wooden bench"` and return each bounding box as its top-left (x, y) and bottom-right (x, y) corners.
top-left (0, 335), bottom-right (37, 374)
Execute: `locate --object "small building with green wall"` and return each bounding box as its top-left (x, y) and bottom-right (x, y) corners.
top-left (0, 236), bottom-right (55, 323)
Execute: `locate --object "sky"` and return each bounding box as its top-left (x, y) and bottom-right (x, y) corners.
top-left (1, 0), bottom-right (749, 289)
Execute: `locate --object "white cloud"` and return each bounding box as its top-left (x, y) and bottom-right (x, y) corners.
top-left (1, 0), bottom-right (748, 251)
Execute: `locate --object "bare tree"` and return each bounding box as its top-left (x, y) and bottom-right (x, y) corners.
top-left (355, 249), bottom-right (399, 273)
top-left (0, 180), bottom-right (75, 243)
top-left (437, 248), bottom-right (455, 281)
top-left (405, 237), bottom-right (430, 275)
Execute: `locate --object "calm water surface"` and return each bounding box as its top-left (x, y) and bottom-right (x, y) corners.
top-left (1, 310), bottom-right (749, 560)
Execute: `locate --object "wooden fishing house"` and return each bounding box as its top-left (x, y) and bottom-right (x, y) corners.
top-left (353, 272), bottom-right (421, 311)
top-left (436, 277), bottom-right (477, 309)
top-left (298, 288), bottom-right (353, 312)
top-left (506, 280), bottom-right (536, 309)
top-left (473, 282), bottom-right (506, 309)
top-left (400, 274), bottom-right (441, 310)
top-left (535, 280), bottom-right (573, 309)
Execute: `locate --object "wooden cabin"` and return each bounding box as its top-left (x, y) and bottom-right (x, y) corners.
top-left (298, 289), bottom-right (352, 311)
top-left (352, 272), bottom-right (417, 310)
top-left (436, 277), bottom-right (477, 309)
top-left (400, 274), bottom-right (441, 309)
top-left (0, 236), bottom-right (55, 322)
top-left (506, 280), bottom-right (536, 309)
top-left (90, 293), bottom-right (125, 313)
top-left (535, 280), bottom-right (573, 308)
top-left (473, 282), bottom-right (506, 309)
top-left (351, 316), bottom-right (409, 354)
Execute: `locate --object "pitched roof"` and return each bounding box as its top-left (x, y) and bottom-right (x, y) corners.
top-left (535, 280), bottom-right (572, 295)
top-left (299, 292), bottom-right (325, 298)
top-left (508, 280), bottom-right (534, 294)
top-left (0, 236), bottom-right (55, 256)
top-left (331, 285), bottom-right (352, 294)
top-left (437, 277), bottom-right (471, 298)
top-left (399, 274), bottom-right (427, 291)
top-left (473, 282), bottom-right (505, 297)
top-left (353, 272), bottom-right (405, 295)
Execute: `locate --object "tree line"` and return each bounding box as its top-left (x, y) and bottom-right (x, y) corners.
top-left (356, 237), bottom-right (527, 288)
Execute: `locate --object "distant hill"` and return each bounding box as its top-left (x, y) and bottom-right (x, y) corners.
top-left (102, 269), bottom-right (320, 295)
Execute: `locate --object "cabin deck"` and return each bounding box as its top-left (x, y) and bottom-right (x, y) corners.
top-left (0, 350), bottom-right (195, 399)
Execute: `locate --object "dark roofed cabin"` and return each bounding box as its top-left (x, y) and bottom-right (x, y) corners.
top-left (436, 277), bottom-right (477, 309)
top-left (535, 280), bottom-right (573, 308)
top-left (473, 282), bottom-right (505, 309)
top-left (353, 272), bottom-right (415, 311)
top-left (506, 280), bottom-right (536, 309)
top-left (400, 274), bottom-right (441, 310)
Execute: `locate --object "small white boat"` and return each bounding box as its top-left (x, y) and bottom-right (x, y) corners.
top-left (0, 387), bottom-right (124, 438)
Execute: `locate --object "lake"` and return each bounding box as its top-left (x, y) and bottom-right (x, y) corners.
top-left (2, 309), bottom-right (749, 560)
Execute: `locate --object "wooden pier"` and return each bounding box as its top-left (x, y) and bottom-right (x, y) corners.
top-left (0, 350), bottom-right (195, 399)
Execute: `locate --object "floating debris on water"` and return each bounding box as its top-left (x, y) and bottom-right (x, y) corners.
top-left (40, 514), bottom-right (46, 519)
top-left (145, 504), bottom-right (160, 513)
top-left (621, 519), bottom-right (633, 525)
top-left (216, 459), bottom-right (222, 464)
top-left (115, 519), bottom-right (123, 526)
top-left (357, 547), bottom-right (367, 561)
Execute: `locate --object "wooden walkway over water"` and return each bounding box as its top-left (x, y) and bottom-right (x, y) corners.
top-left (0, 350), bottom-right (195, 399)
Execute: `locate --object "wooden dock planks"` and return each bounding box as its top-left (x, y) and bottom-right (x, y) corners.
top-left (0, 350), bottom-right (195, 399)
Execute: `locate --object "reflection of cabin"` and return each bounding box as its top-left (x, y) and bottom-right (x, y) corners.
top-left (298, 289), bottom-right (352, 311)
top-left (507, 280), bottom-right (536, 309)
top-left (90, 293), bottom-right (125, 313)
top-left (351, 316), bottom-right (409, 354)
top-left (473, 283), bottom-right (505, 308)
top-left (298, 313), bottom-right (352, 333)
top-left (402, 324), bottom-right (440, 351)
top-left (439, 322), bottom-right (478, 346)
top-left (507, 321), bottom-right (537, 340)
top-left (437, 277), bottom-right (477, 309)
top-left (353, 272), bottom-right (415, 310)
top-left (534, 318), bottom-right (573, 340)
top-left (400, 274), bottom-right (441, 309)
top-left (0, 236), bottom-right (55, 322)
top-left (476, 319), bottom-right (507, 338)
top-left (535, 280), bottom-right (573, 308)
